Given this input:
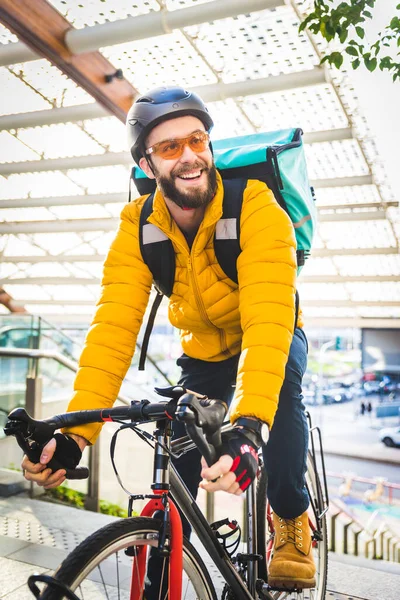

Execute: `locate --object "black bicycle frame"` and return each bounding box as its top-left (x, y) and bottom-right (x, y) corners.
top-left (152, 420), bottom-right (275, 600)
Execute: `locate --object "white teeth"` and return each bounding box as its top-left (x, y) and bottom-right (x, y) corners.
top-left (180, 171), bottom-right (201, 179)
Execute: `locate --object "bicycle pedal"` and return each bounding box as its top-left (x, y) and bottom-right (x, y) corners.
top-left (234, 552), bottom-right (262, 563)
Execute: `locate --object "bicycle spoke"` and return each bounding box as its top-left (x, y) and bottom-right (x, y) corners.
top-left (158, 557), bottom-right (167, 600)
top-left (97, 562), bottom-right (110, 600)
top-left (132, 544), bottom-right (144, 599)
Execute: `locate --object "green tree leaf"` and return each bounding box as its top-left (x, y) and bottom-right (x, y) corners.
top-left (332, 52), bottom-right (344, 69)
top-left (365, 56), bottom-right (378, 71)
top-left (352, 58), bottom-right (361, 69)
top-left (346, 46), bottom-right (359, 56)
top-left (356, 26), bottom-right (365, 39)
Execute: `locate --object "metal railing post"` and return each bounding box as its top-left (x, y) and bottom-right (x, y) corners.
top-left (343, 520), bottom-right (352, 554)
top-left (330, 512), bottom-right (339, 553)
top-left (354, 529), bottom-right (361, 557)
top-left (84, 442), bottom-right (100, 512)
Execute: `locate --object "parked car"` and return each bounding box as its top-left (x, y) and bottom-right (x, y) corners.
top-left (379, 426), bottom-right (400, 448)
top-left (322, 386), bottom-right (353, 404)
top-left (303, 389), bottom-right (317, 405)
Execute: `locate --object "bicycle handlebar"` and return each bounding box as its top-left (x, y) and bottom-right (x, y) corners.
top-left (3, 386), bottom-right (228, 480)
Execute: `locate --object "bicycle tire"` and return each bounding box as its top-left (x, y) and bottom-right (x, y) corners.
top-left (40, 516), bottom-right (217, 600)
top-left (256, 453), bottom-right (328, 600)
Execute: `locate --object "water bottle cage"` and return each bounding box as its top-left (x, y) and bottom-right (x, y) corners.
top-left (211, 517), bottom-right (241, 558)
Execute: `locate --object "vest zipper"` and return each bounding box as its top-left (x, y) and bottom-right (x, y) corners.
top-left (187, 256), bottom-right (232, 358)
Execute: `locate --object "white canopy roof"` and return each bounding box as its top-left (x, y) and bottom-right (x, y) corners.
top-left (0, 0), bottom-right (399, 328)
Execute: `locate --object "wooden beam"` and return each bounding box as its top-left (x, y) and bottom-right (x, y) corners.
top-left (0, 0), bottom-right (138, 122)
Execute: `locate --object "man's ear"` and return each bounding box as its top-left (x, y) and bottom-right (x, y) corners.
top-left (139, 156), bottom-right (156, 179)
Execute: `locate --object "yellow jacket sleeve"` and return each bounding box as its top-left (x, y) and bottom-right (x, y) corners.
top-left (63, 202), bottom-right (153, 443)
top-left (229, 179), bottom-right (297, 428)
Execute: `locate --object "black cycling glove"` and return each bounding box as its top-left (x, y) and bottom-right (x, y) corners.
top-left (52, 433), bottom-right (82, 470)
top-left (220, 428), bottom-right (259, 492)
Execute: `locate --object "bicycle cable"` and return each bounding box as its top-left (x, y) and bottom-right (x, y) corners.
top-left (109, 420), bottom-right (185, 497)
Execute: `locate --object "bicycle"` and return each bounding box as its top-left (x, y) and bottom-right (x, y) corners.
top-left (4, 385), bottom-right (329, 600)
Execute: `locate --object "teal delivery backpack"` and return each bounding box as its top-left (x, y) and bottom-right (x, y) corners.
top-left (131, 128), bottom-right (317, 368)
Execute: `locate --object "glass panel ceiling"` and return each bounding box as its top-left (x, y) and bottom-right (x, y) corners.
top-left (48, 0), bottom-right (160, 27)
top-left (0, 2), bottom-right (399, 320)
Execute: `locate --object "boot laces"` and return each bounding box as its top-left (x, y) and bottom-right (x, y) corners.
top-left (277, 517), bottom-right (303, 548)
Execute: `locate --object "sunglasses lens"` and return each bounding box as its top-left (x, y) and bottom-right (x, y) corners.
top-left (152, 131), bottom-right (209, 159)
top-left (188, 132), bottom-right (209, 153)
top-left (157, 140), bottom-right (183, 159)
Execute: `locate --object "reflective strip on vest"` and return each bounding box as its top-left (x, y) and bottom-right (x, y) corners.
top-left (216, 218), bottom-right (237, 240)
top-left (143, 223), bottom-right (169, 245)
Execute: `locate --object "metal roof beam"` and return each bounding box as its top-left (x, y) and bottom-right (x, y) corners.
top-left (2, 194), bottom-right (393, 212)
top-left (312, 247), bottom-right (399, 257)
top-left (301, 300), bottom-right (400, 307)
top-left (0, 219), bottom-right (118, 234)
top-left (300, 275), bottom-right (400, 283)
top-left (0, 193), bottom-right (126, 209)
top-left (0, 103), bottom-right (108, 131)
top-left (0, 67), bottom-right (326, 135)
top-left (1, 205), bottom-right (389, 235)
top-left (13, 299), bottom-right (400, 308)
top-left (315, 175), bottom-right (373, 188)
top-left (305, 318), bottom-right (400, 328)
top-left (3, 246), bottom-right (399, 262)
top-left (1, 255), bottom-right (106, 263)
top-left (1, 107), bottom-right (350, 137)
top-left (0, 0), bottom-right (284, 67)
top-left (0, 0), bottom-right (138, 122)
top-left (0, 153), bottom-right (131, 176)
top-left (0, 155), bottom-right (368, 181)
top-left (318, 210), bottom-right (386, 222)
top-left (2, 275), bottom-right (399, 285)
top-left (318, 201), bottom-right (398, 211)
top-left (302, 128), bottom-right (353, 144)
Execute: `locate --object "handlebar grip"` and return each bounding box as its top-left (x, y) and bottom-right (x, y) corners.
top-left (46, 456), bottom-right (89, 480)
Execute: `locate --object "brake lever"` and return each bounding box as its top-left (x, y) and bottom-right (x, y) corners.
top-left (175, 393), bottom-right (227, 467)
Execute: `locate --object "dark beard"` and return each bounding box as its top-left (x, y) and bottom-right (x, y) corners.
top-left (156, 162), bottom-right (218, 209)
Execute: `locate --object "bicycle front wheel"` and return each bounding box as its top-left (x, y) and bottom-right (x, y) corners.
top-left (256, 453), bottom-right (328, 600)
top-left (41, 516), bottom-right (217, 600)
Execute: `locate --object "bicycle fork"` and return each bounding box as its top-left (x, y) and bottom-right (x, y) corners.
top-left (129, 420), bottom-right (183, 600)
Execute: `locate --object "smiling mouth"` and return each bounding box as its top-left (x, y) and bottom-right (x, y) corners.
top-left (176, 169), bottom-right (203, 181)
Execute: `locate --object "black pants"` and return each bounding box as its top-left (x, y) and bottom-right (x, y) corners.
top-left (172, 327), bottom-right (310, 535)
top-left (145, 328), bottom-right (309, 594)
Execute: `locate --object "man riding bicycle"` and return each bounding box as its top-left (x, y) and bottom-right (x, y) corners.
top-left (22, 86), bottom-right (315, 591)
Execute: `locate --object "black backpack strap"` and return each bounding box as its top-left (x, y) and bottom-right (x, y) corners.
top-left (139, 193), bottom-right (175, 297)
top-left (214, 178), bottom-right (247, 284)
top-left (138, 193), bottom-right (175, 370)
top-left (138, 290), bottom-right (164, 371)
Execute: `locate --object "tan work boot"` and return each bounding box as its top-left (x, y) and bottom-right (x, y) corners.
top-left (268, 511), bottom-right (316, 590)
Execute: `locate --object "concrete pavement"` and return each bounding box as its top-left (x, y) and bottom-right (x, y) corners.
top-left (307, 399), bottom-right (400, 466)
top-left (1, 494), bottom-right (400, 600)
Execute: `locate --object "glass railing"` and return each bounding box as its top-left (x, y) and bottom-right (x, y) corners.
top-left (0, 314), bottom-right (175, 437)
top-left (0, 314), bottom-right (82, 360)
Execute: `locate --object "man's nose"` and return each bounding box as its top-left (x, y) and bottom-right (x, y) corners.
top-left (179, 142), bottom-right (198, 162)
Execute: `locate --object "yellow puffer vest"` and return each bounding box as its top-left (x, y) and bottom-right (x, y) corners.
top-left (64, 173), bottom-right (299, 443)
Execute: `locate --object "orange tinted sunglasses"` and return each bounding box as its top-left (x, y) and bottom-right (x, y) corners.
top-left (145, 130), bottom-right (210, 160)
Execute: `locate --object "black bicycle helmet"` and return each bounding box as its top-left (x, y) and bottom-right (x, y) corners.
top-left (127, 86), bottom-right (214, 164)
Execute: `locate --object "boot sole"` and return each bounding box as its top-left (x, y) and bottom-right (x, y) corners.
top-left (268, 576), bottom-right (316, 590)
